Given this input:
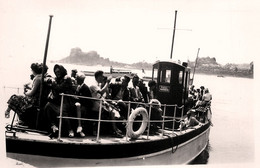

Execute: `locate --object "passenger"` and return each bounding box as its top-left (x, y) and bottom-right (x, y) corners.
top-left (100, 76), bottom-right (110, 98)
top-left (44, 64), bottom-right (74, 137)
top-left (195, 88), bottom-right (201, 101)
top-left (71, 69), bottom-right (78, 79)
top-left (195, 88), bottom-right (212, 108)
top-left (179, 109), bottom-right (201, 130)
top-left (199, 86), bottom-right (205, 100)
top-left (138, 79), bottom-right (149, 103)
top-left (73, 72), bottom-right (93, 137)
top-left (148, 80), bottom-right (157, 101)
top-left (129, 75), bottom-right (144, 108)
top-left (71, 69), bottom-right (78, 92)
top-left (89, 70), bottom-right (123, 137)
top-left (109, 75), bottom-right (131, 119)
top-left (149, 99), bottom-right (162, 134)
top-left (89, 70), bottom-right (111, 113)
top-left (41, 64), bottom-right (52, 107)
top-left (201, 88), bottom-right (212, 106)
top-left (187, 85), bottom-right (197, 108)
top-left (189, 85), bottom-right (196, 96)
top-left (23, 74), bottom-right (35, 93)
top-left (5, 63), bottom-right (43, 127)
top-left (110, 75), bottom-right (130, 101)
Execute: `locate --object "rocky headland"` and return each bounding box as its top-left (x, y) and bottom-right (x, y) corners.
top-left (52, 47), bottom-right (253, 78)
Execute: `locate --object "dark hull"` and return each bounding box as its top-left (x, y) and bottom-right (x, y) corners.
top-left (6, 123), bottom-right (210, 159)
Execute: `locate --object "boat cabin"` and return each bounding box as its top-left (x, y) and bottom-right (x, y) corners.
top-left (152, 61), bottom-right (191, 117)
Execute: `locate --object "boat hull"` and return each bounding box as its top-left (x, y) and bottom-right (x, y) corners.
top-left (6, 123), bottom-right (210, 166)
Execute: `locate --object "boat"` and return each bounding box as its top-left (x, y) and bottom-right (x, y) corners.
top-left (4, 12), bottom-right (212, 166)
top-left (82, 66), bottom-right (135, 78)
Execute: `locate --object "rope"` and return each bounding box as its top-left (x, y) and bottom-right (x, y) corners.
top-left (165, 132), bottom-right (179, 154)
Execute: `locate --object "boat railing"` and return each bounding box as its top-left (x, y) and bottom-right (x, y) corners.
top-left (3, 86), bottom-right (23, 94)
top-left (57, 93), bottom-right (185, 142)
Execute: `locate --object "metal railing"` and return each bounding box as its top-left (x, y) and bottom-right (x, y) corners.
top-left (57, 93), bottom-right (185, 142)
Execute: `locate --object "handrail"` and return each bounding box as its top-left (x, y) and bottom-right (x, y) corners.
top-left (56, 93), bottom-right (185, 142)
top-left (61, 93), bottom-right (184, 108)
top-left (3, 86), bottom-right (23, 94)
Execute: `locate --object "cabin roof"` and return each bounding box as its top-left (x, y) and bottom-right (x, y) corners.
top-left (153, 60), bottom-right (188, 69)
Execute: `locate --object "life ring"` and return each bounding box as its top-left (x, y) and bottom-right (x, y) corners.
top-left (127, 107), bottom-right (148, 139)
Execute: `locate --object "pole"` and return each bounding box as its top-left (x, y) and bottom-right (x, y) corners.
top-left (36, 15), bottom-right (53, 129)
top-left (170, 10), bottom-right (177, 59)
top-left (191, 48), bottom-right (200, 85)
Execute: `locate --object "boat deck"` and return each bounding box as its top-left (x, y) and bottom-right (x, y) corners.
top-left (6, 125), bottom-right (202, 145)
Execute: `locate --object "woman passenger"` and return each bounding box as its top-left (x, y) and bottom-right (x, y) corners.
top-left (5, 63), bottom-right (43, 127)
top-left (44, 64), bottom-right (74, 137)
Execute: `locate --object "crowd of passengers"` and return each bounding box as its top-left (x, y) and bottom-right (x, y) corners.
top-left (188, 85), bottom-right (212, 108)
top-left (179, 85), bottom-right (213, 130)
top-left (5, 63), bottom-right (162, 138)
top-left (5, 63), bottom-right (212, 138)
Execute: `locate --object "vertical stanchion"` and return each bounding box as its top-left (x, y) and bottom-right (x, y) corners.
top-left (161, 104), bottom-right (166, 137)
top-left (57, 94), bottom-right (64, 141)
top-left (96, 99), bottom-right (103, 142)
top-left (146, 104), bottom-right (152, 139)
top-left (172, 105), bottom-right (177, 134)
top-left (125, 101), bottom-right (131, 141)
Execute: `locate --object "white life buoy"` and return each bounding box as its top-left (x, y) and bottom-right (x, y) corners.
top-left (127, 107), bottom-right (148, 139)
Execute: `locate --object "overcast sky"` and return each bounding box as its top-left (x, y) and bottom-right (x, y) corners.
top-left (0, 0), bottom-right (259, 66)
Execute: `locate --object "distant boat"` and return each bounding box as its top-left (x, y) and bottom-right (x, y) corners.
top-left (82, 66), bottom-right (135, 78)
top-left (217, 75), bottom-right (225, 78)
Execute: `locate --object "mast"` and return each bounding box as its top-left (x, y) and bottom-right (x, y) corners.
top-left (191, 48), bottom-right (200, 85)
top-left (170, 10), bottom-right (177, 59)
top-left (36, 15), bottom-right (53, 128)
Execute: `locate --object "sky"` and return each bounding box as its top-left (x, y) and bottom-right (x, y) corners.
top-left (0, 0), bottom-right (259, 66)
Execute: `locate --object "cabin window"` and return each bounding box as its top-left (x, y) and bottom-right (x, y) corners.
top-left (178, 71), bottom-right (183, 84)
top-left (160, 69), bottom-right (171, 83)
top-left (153, 68), bottom-right (158, 80)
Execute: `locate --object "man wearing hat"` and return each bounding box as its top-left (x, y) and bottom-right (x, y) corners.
top-left (179, 109), bottom-right (201, 130)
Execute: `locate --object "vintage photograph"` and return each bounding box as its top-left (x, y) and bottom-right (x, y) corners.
top-left (0, 0), bottom-right (257, 167)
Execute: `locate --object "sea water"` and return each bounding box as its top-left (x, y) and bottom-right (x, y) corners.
top-left (0, 62), bottom-right (255, 167)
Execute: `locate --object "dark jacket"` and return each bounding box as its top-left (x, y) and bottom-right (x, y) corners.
top-left (76, 83), bottom-right (93, 109)
top-left (109, 84), bottom-right (130, 101)
top-left (49, 65), bottom-right (73, 105)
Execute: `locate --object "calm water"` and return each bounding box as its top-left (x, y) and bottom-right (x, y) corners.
top-left (0, 62), bottom-right (255, 167)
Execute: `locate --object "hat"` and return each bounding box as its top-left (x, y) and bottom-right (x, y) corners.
top-left (71, 69), bottom-right (78, 73)
top-left (121, 75), bottom-right (130, 83)
top-left (187, 109), bottom-right (196, 115)
top-left (132, 74), bottom-right (139, 79)
top-left (149, 99), bottom-right (161, 108)
top-left (200, 86), bottom-right (205, 89)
